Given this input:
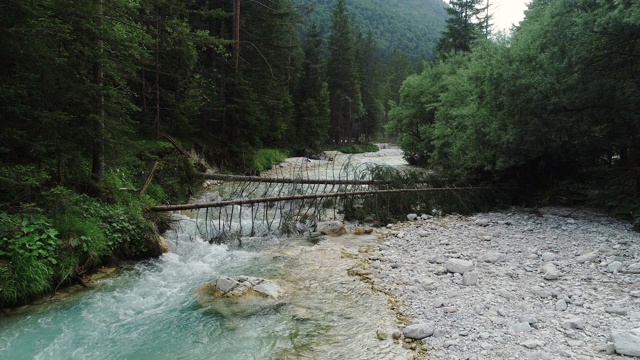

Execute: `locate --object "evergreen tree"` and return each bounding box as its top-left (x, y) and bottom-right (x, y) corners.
top-left (294, 24), bottom-right (330, 150)
top-left (355, 31), bottom-right (385, 143)
top-left (436, 0), bottom-right (486, 54)
top-left (327, 0), bottom-right (363, 144)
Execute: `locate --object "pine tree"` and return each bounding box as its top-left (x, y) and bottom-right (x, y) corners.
top-left (327, 0), bottom-right (363, 144)
top-left (436, 0), bottom-right (486, 54)
top-left (295, 24), bottom-right (330, 150)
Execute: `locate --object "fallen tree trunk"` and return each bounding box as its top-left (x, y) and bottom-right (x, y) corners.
top-left (197, 173), bottom-right (444, 185)
top-left (150, 186), bottom-right (490, 212)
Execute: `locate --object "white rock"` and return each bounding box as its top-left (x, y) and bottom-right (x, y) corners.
top-left (541, 252), bottom-right (556, 261)
top-left (576, 251), bottom-right (599, 263)
top-left (606, 307), bottom-right (627, 316)
top-left (527, 351), bottom-right (552, 360)
top-left (556, 299), bottom-right (568, 311)
top-left (215, 277), bottom-right (239, 293)
top-left (479, 252), bottom-right (505, 263)
top-left (607, 261), bottom-right (623, 273)
top-left (462, 272), bottom-right (478, 286)
top-left (520, 339), bottom-right (544, 349)
top-left (317, 221), bottom-right (346, 236)
top-left (403, 322), bottom-right (435, 339)
top-left (519, 314), bottom-right (538, 325)
top-left (511, 322), bottom-right (532, 333)
top-left (541, 263), bottom-right (560, 280)
top-left (625, 263), bottom-right (640, 273)
top-left (445, 259), bottom-right (474, 274)
top-left (474, 219), bottom-right (490, 227)
top-left (611, 328), bottom-right (640, 356)
top-left (562, 318), bottom-right (585, 330)
top-left (252, 280), bottom-right (282, 298)
top-left (407, 213), bottom-right (418, 221)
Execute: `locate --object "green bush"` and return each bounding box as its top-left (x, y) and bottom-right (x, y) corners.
top-left (0, 213), bottom-right (60, 304)
top-left (251, 149), bottom-right (289, 173)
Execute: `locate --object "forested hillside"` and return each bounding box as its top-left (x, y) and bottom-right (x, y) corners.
top-left (294, 0), bottom-right (448, 60)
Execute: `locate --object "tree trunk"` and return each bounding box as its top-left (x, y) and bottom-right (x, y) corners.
top-left (233, 0), bottom-right (241, 71)
top-left (92, 0), bottom-right (105, 183)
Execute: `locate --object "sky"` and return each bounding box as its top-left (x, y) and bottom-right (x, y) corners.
top-left (491, 0), bottom-right (530, 31)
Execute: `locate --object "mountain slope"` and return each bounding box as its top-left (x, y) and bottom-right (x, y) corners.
top-left (294, 0), bottom-right (448, 60)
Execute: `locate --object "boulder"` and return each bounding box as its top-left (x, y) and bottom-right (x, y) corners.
top-left (201, 276), bottom-right (283, 299)
top-left (445, 259), bottom-right (474, 274)
top-left (317, 221), bottom-right (347, 236)
top-left (403, 322), bottom-right (436, 339)
top-left (612, 328), bottom-right (640, 356)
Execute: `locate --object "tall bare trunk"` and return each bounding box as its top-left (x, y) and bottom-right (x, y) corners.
top-left (92, 0), bottom-right (105, 182)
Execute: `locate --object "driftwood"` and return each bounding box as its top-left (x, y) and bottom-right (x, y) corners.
top-left (150, 187), bottom-right (489, 212)
top-left (198, 173), bottom-right (443, 185)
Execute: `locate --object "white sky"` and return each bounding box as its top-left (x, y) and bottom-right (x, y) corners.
top-left (491, 0), bottom-right (530, 31)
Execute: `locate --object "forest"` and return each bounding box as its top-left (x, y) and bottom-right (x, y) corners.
top-left (388, 0), bottom-right (640, 225)
top-left (0, 0), bottom-right (443, 306)
top-left (1, 0), bottom-right (639, 307)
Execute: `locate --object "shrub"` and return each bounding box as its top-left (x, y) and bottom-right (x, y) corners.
top-left (251, 149), bottom-right (289, 173)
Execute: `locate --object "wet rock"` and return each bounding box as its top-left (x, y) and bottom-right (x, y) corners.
top-left (317, 221), bottom-right (346, 236)
top-left (612, 328), bottom-right (640, 356)
top-left (205, 276), bottom-right (283, 299)
top-left (403, 322), bottom-right (435, 339)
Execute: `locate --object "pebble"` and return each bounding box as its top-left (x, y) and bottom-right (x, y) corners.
top-left (367, 208), bottom-right (640, 360)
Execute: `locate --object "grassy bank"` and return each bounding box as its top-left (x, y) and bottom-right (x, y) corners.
top-left (0, 139), bottom-right (203, 307)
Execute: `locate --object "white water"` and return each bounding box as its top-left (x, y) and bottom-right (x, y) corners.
top-left (0, 146), bottom-right (412, 359)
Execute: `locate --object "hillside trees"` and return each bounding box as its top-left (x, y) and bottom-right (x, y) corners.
top-left (389, 0), bottom-right (640, 217)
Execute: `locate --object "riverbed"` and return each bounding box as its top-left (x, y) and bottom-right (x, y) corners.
top-left (0, 146), bottom-right (414, 359)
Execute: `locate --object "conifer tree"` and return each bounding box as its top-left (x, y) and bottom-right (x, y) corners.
top-left (327, 0), bottom-right (363, 144)
top-left (436, 0), bottom-right (486, 54)
top-left (295, 24), bottom-right (330, 150)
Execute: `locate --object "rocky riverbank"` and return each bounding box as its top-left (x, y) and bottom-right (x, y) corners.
top-left (365, 207), bottom-right (640, 359)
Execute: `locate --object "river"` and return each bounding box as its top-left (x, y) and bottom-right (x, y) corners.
top-left (0, 146), bottom-right (413, 359)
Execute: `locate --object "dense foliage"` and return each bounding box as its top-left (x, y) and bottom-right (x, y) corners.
top-left (0, 0), bottom-right (448, 305)
top-left (388, 0), bottom-right (640, 223)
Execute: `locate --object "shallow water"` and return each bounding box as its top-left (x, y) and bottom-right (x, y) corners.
top-left (0, 146), bottom-right (412, 359)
